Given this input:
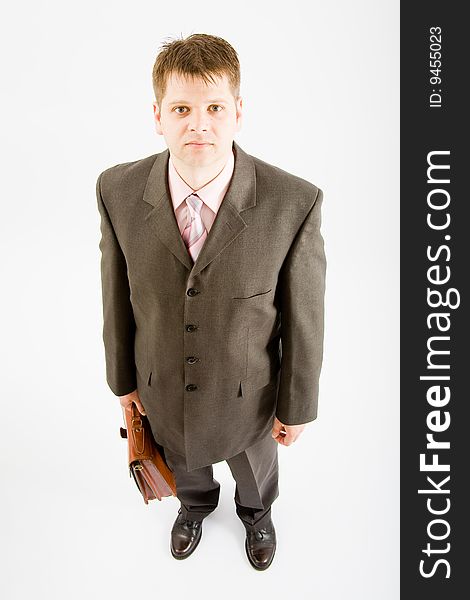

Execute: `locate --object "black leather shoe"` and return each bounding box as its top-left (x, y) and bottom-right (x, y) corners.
top-left (245, 520), bottom-right (277, 570)
top-left (170, 509), bottom-right (203, 560)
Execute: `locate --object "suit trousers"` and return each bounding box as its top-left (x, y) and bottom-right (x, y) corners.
top-left (162, 431), bottom-right (279, 532)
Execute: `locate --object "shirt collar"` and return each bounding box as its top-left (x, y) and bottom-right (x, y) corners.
top-left (168, 148), bottom-right (235, 213)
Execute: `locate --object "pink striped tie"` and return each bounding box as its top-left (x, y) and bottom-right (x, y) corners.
top-left (182, 193), bottom-right (207, 262)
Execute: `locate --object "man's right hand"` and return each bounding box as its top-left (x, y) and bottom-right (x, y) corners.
top-left (119, 389), bottom-right (146, 416)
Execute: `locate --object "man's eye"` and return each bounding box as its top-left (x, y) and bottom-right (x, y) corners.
top-left (173, 105), bottom-right (223, 114)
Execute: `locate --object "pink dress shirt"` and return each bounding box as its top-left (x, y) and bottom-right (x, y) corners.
top-left (167, 149), bottom-right (235, 240)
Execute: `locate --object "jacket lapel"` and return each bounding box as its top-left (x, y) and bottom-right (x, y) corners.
top-left (142, 141), bottom-right (257, 278)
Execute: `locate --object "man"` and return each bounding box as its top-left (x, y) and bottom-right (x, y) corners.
top-left (96, 33), bottom-right (326, 571)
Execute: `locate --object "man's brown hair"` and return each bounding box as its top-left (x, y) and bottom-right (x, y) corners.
top-left (152, 33), bottom-right (241, 108)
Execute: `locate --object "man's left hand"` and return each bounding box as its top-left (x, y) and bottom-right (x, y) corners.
top-left (271, 416), bottom-right (307, 446)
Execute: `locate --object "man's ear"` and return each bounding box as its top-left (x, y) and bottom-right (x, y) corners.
top-left (153, 101), bottom-right (163, 135)
top-left (235, 96), bottom-right (243, 133)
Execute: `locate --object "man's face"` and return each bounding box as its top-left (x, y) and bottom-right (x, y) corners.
top-left (153, 72), bottom-right (242, 169)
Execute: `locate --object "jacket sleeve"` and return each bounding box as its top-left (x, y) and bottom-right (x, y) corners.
top-left (96, 171), bottom-right (137, 396)
top-left (275, 187), bottom-right (326, 425)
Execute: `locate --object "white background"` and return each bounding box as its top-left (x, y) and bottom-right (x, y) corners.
top-left (0, 1), bottom-right (399, 598)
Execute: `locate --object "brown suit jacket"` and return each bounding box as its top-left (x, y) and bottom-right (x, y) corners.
top-left (96, 141), bottom-right (326, 471)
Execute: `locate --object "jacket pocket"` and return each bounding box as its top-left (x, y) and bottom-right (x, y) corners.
top-left (232, 288), bottom-right (272, 299)
top-left (240, 366), bottom-right (279, 399)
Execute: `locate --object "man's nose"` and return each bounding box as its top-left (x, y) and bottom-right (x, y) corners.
top-left (188, 108), bottom-right (209, 132)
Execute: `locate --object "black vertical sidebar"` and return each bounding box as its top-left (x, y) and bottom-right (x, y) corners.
top-left (401, 3), bottom-right (468, 598)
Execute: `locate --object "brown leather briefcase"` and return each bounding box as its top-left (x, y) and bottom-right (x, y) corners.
top-left (120, 403), bottom-right (177, 504)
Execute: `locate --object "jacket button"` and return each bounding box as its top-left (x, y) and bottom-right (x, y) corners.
top-left (185, 384), bottom-right (198, 391)
top-left (185, 324), bottom-right (198, 332)
top-left (186, 356), bottom-right (199, 364)
top-left (187, 288), bottom-right (200, 296)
